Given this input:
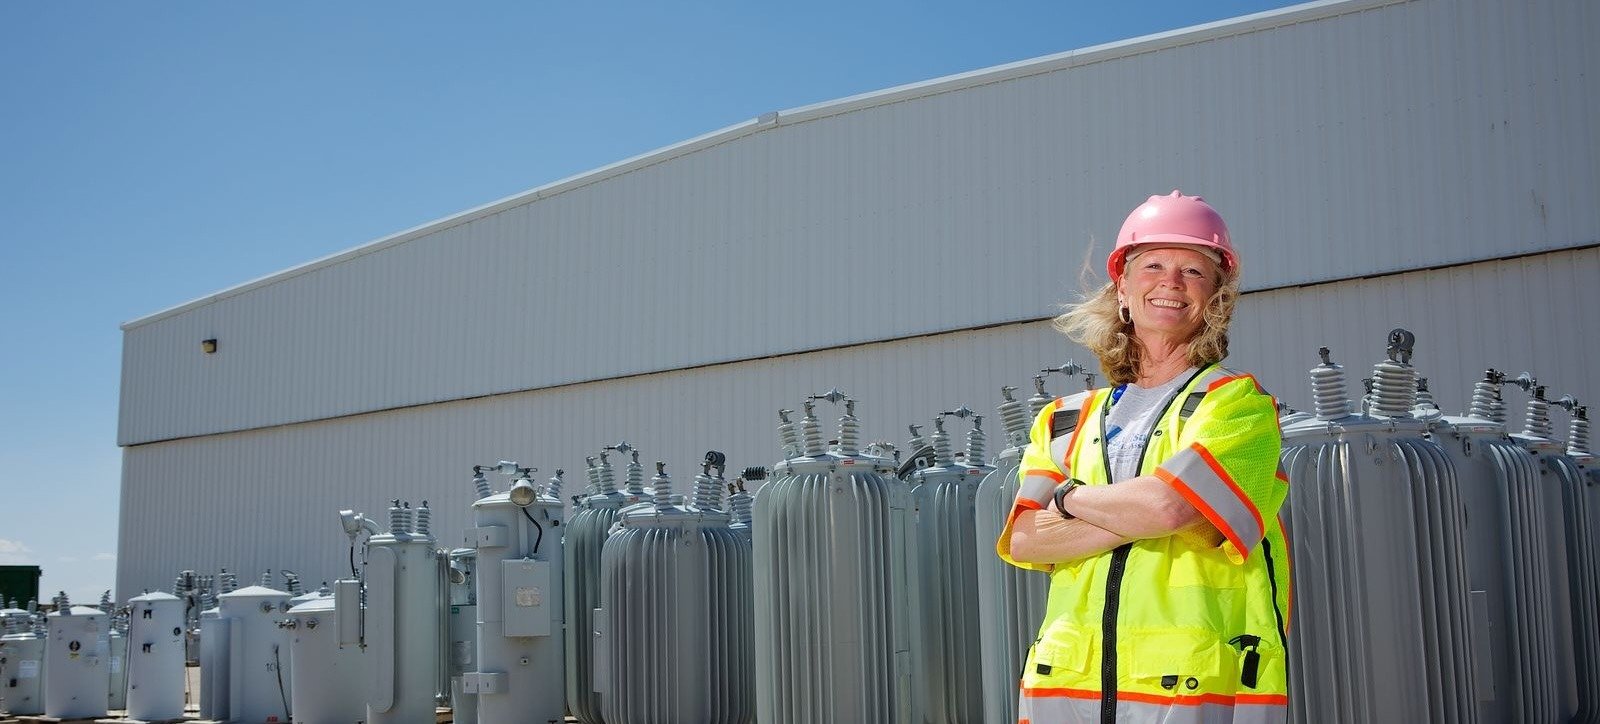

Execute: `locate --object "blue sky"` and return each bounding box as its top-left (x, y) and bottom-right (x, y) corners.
top-left (0, 0), bottom-right (1302, 603)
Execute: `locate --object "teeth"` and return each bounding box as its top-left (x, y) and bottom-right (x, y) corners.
top-left (1149, 299), bottom-right (1187, 309)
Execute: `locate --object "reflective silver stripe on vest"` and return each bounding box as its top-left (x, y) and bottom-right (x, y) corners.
top-left (1157, 443), bottom-right (1265, 555)
top-left (1018, 474), bottom-right (1060, 507)
top-left (1019, 695), bottom-right (1284, 723)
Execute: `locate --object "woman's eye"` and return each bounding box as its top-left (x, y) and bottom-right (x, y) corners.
top-left (1182, 267), bottom-right (1203, 277)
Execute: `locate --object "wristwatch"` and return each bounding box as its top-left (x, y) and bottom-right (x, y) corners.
top-left (1052, 478), bottom-right (1086, 519)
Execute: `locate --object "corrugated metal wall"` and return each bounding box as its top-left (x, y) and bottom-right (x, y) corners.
top-left (116, 248), bottom-right (1600, 596)
top-left (118, 0), bottom-right (1600, 445)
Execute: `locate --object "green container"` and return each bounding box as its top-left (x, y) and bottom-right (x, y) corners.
top-left (0, 565), bottom-right (43, 607)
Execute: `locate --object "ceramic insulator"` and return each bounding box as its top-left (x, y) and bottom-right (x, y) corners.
top-left (652, 464), bottom-right (674, 512)
top-left (1310, 360), bottom-right (1350, 421)
top-left (415, 502), bottom-right (432, 538)
top-left (1414, 378), bottom-right (1438, 412)
top-left (1568, 411), bottom-right (1592, 458)
top-left (997, 387), bottom-right (1030, 448)
top-left (545, 471), bottom-right (563, 500)
top-left (626, 453), bottom-right (648, 499)
top-left (693, 466), bottom-right (722, 512)
top-left (906, 424), bottom-right (928, 454)
top-left (777, 410), bottom-right (800, 459)
top-left (838, 401), bottom-right (860, 456)
top-left (1468, 379), bottom-right (1505, 423)
top-left (801, 403), bottom-right (825, 457)
top-left (729, 486), bottom-right (753, 527)
top-left (1524, 395), bottom-right (1554, 439)
top-left (473, 473), bottom-right (494, 500)
top-left (932, 420), bottom-right (953, 467)
top-left (1027, 376), bottom-right (1053, 419)
top-left (1369, 358), bottom-right (1417, 418)
top-left (598, 456), bottom-right (619, 495)
top-left (389, 500), bottom-right (406, 534)
top-left (967, 416), bottom-right (987, 463)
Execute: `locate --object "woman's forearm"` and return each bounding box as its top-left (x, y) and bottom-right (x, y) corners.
top-left (1008, 508), bottom-right (1132, 564)
top-left (1060, 475), bottom-right (1211, 540)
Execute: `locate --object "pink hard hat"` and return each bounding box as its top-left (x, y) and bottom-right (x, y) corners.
top-left (1107, 190), bottom-right (1236, 283)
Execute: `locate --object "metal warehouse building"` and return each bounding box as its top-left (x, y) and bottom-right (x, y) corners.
top-left (116, 0), bottom-right (1599, 596)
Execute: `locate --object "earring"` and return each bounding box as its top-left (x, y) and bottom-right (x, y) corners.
top-left (1119, 306), bottom-right (1132, 324)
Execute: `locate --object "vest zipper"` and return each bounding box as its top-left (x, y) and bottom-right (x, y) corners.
top-left (1096, 366), bottom-right (1210, 724)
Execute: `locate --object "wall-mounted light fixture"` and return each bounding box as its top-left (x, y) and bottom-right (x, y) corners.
top-left (201, 338), bottom-right (218, 354)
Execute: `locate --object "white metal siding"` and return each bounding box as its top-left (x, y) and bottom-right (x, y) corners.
top-left (1232, 246), bottom-right (1600, 417)
top-left (116, 247), bottom-right (1600, 597)
top-left (118, 0), bottom-right (1600, 445)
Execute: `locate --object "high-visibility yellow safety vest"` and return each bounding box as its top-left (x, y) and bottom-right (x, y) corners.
top-left (997, 363), bottom-right (1291, 724)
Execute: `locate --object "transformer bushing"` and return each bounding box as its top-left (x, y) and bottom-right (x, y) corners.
top-left (463, 463), bottom-right (566, 724)
top-left (125, 591), bottom-right (186, 721)
top-left (595, 456), bottom-right (755, 723)
top-left (753, 391), bottom-right (915, 724)
top-left (1281, 332), bottom-right (1478, 723)
top-left (565, 452), bottom-right (630, 724)
top-left (1504, 379), bottom-right (1599, 721)
top-left (974, 365), bottom-right (1093, 724)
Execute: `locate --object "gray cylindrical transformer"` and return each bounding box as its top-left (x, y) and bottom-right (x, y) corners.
top-left (286, 590), bottom-right (364, 724)
top-left (365, 524), bottom-right (440, 724)
top-left (906, 415), bottom-right (993, 724)
top-left (564, 489), bottom-right (625, 723)
top-left (0, 624), bottom-right (47, 715)
top-left (754, 395), bottom-right (915, 724)
top-left (1424, 378), bottom-right (1564, 723)
top-left (1504, 387), bottom-right (1598, 722)
top-left (44, 605), bottom-right (110, 720)
top-left (595, 462), bottom-right (754, 724)
top-left (216, 585), bottom-right (292, 724)
top-left (465, 476), bottom-right (566, 724)
top-left (126, 591), bottom-right (186, 721)
top-left (1281, 341), bottom-right (1478, 723)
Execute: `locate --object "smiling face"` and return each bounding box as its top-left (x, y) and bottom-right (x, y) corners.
top-left (1115, 246), bottom-right (1221, 343)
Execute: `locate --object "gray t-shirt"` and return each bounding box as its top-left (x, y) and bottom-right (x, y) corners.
top-left (1103, 369), bottom-right (1196, 483)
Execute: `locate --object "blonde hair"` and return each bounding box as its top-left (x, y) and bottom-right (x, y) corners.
top-left (1052, 267), bottom-right (1240, 386)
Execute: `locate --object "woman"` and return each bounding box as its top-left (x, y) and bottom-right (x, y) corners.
top-left (997, 191), bottom-right (1290, 723)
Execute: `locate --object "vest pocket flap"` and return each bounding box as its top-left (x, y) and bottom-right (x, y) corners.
top-left (1125, 630), bottom-right (1230, 679)
top-left (1034, 623), bottom-right (1097, 675)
